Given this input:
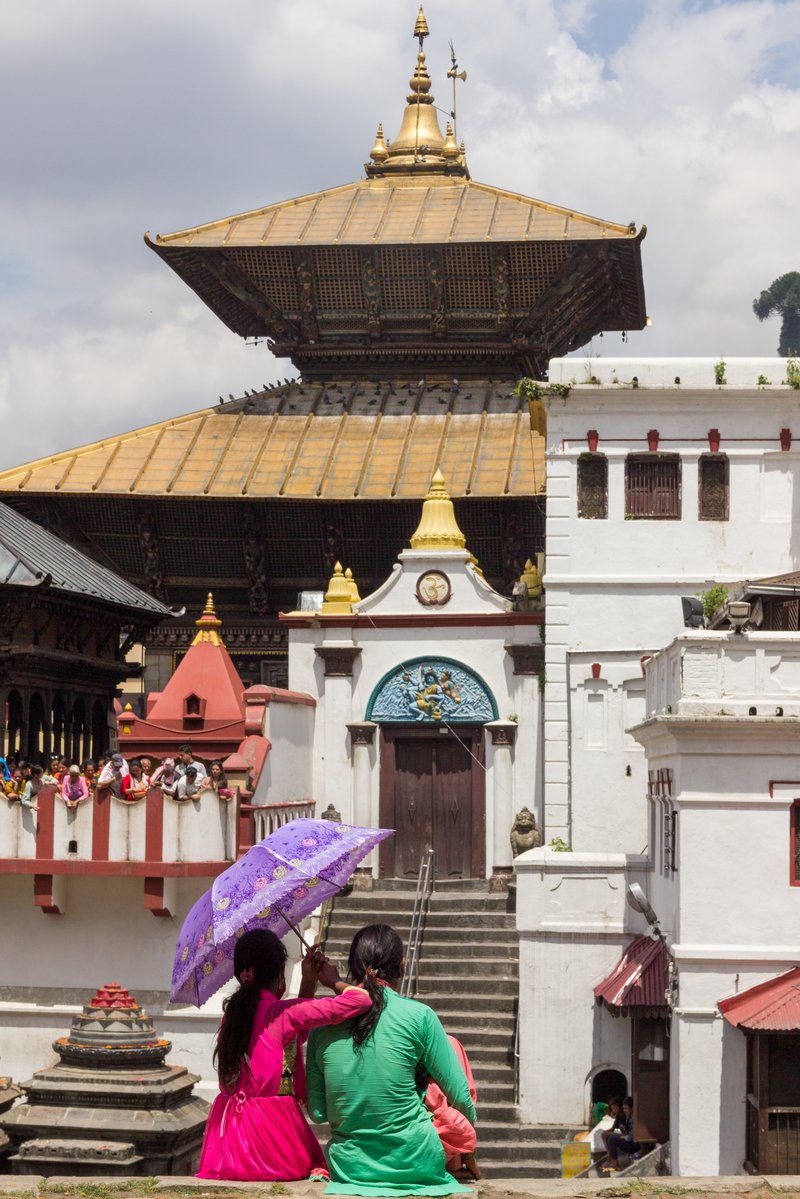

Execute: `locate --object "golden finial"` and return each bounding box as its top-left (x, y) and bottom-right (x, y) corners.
top-left (191, 592), bottom-right (225, 645)
top-left (409, 471), bottom-right (467, 552)
top-left (344, 567), bottom-right (362, 604)
top-left (520, 559), bottom-right (543, 599)
top-left (321, 562), bottom-right (354, 615)
top-left (414, 6), bottom-right (430, 41)
top-left (442, 121), bottom-right (459, 162)
top-left (370, 122), bottom-right (389, 164)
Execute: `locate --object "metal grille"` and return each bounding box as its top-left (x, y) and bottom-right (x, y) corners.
top-left (313, 247), bottom-right (363, 312)
top-left (577, 455), bottom-right (608, 519)
top-left (698, 454), bottom-right (729, 521)
top-left (231, 248), bottom-right (299, 312)
top-left (508, 243), bottom-right (570, 309)
top-left (763, 598), bottom-right (800, 631)
top-left (625, 455), bottom-right (681, 519)
top-left (377, 247), bottom-right (427, 311)
top-left (443, 245), bottom-right (492, 311)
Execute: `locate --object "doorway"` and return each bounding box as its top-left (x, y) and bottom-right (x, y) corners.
top-left (378, 727), bottom-right (485, 880)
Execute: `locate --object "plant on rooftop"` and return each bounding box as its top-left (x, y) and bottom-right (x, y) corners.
top-left (753, 271), bottom-right (800, 357)
top-left (757, 374), bottom-right (771, 386)
top-left (714, 359), bottom-right (727, 385)
top-left (549, 836), bottom-right (572, 852)
top-left (697, 583), bottom-right (728, 619)
top-left (785, 357), bottom-right (800, 389)
top-left (514, 377), bottom-right (571, 402)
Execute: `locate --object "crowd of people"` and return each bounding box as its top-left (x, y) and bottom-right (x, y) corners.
top-left (0, 742), bottom-right (232, 810)
top-left (197, 924), bottom-right (480, 1195)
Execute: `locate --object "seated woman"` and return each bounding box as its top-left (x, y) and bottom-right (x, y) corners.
top-left (306, 924), bottom-right (476, 1197)
top-left (423, 1035), bottom-right (480, 1180)
top-left (61, 764), bottom-right (89, 809)
top-left (197, 929), bottom-right (371, 1183)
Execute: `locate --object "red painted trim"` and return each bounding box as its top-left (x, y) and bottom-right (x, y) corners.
top-left (280, 612), bottom-right (543, 629)
top-left (1, 858), bottom-right (230, 878)
top-left (92, 786), bottom-right (111, 861)
top-left (33, 873), bottom-right (62, 915)
top-left (143, 876), bottom-right (172, 917)
top-left (36, 785), bottom-right (56, 859)
top-left (768, 780), bottom-right (800, 798)
top-left (250, 687), bottom-right (316, 707)
top-left (144, 787), bottom-right (164, 862)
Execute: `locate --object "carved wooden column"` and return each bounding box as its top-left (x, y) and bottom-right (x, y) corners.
top-left (315, 645), bottom-right (362, 824)
top-left (347, 721), bottom-right (377, 889)
top-left (486, 720), bottom-right (518, 891)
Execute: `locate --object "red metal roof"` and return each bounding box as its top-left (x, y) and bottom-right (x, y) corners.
top-left (594, 935), bottom-right (669, 1016)
top-left (719, 968), bottom-right (800, 1032)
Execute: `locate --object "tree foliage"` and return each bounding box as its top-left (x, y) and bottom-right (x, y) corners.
top-left (753, 272), bottom-right (800, 357)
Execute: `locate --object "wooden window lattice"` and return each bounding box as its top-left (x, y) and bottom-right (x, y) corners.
top-left (577, 455), bottom-right (608, 519)
top-left (699, 454), bottom-right (729, 521)
top-left (625, 455), bottom-right (681, 520)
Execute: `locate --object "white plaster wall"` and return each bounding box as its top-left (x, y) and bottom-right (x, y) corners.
top-left (289, 622), bottom-right (541, 876)
top-left (161, 791), bottom-right (234, 862)
top-left (0, 798), bottom-right (39, 859)
top-left (252, 699), bottom-right (314, 807)
top-left (544, 371), bottom-right (800, 850)
top-left (515, 849), bottom-right (649, 1123)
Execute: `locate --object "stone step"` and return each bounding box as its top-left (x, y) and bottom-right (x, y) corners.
top-left (418, 958), bottom-right (517, 977)
top-left (417, 992), bottom-right (516, 1013)
top-left (332, 894), bottom-right (512, 915)
top-left (475, 1163), bottom-right (561, 1179)
top-left (324, 936), bottom-right (518, 958)
top-left (416, 974), bottom-right (516, 993)
top-left (477, 1140), bottom-right (562, 1160)
top-left (475, 1123), bottom-right (578, 1144)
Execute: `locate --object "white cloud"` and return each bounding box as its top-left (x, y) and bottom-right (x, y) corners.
top-left (1, 0), bottom-right (799, 469)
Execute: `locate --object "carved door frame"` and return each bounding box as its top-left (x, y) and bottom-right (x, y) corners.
top-left (378, 725), bottom-right (485, 879)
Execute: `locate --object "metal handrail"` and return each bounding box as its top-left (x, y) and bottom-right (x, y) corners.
top-left (512, 1002), bottom-right (521, 1105)
top-left (400, 848), bottom-right (435, 998)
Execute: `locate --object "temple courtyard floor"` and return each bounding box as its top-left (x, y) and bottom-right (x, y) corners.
top-left (1, 1178), bottom-right (800, 1199)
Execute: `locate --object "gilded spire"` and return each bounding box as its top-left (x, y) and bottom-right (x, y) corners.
top-left (365, 12), bottom-right (468, 179)
top-left (321, 562), bottom-right (355, 614)
top-left (519, 559), bottom-right (543, 599)
top-left (192, 592), bottom-right (225, 646)
top-left (409, 471), bottom-right (467, 551)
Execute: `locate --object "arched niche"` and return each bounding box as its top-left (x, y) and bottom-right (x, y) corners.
top-left (366, 657), bottom-right (498, 725)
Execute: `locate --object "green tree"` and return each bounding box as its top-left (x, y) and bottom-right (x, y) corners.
top-left (753, 272), bottom-right (800, 357)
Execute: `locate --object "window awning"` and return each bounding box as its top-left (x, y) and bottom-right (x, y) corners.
top-left (719, 968), bottom-right (800, 1032)
top-left (594, 935), bottom-right (670, 1017)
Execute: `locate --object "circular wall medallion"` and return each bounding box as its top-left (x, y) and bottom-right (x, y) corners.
top-left (416, 570), bottom-right (451, 607)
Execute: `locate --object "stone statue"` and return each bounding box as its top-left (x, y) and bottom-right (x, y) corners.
top-left (320, 803), bottom-right (342, 822)
top-left (510, 806), bottom-right (542, 857)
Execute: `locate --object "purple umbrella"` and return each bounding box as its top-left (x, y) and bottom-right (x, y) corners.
top-left (171, 818), bottom-right (393, 1006)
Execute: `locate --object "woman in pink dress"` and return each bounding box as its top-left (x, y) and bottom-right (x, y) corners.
top-left (424, 1035), bottom-right (480, 1180)
top-left (197, 929), bottom-right (370, 1182)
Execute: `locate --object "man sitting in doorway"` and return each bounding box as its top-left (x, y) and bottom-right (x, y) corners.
top-left (605, 1097), bottom-right (639, 1170)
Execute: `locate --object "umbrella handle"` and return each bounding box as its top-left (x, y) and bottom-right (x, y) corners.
top-left (273, 903), bottom-right (314, 953)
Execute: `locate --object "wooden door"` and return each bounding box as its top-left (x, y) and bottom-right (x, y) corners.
top-left (379, 728), bottom-right (484, 879)
top-left (632, 1016), bottom-right (670, 1143)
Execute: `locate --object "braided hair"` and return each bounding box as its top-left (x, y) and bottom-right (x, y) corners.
top-left (214, 929), bottom-right (287, 1091)
top-left (347, 924), bottom-right (404, 1048)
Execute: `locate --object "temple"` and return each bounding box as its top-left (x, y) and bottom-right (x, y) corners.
top-left (0, 9), bottom-right (645, 691)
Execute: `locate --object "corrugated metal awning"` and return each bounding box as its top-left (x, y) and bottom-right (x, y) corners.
top-left (594, 935), bottom-right (669, 1017)
top-left (719, 968), bottom-right (800, 1032)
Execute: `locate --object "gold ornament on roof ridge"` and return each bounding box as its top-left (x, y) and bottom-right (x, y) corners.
top-left (520, 559), bottom-right (543, 599)
top-left (192, 592), bottom-right (225, 645)
top-left (344, 567), bottom-right (361, 604)
top-left (409, 470), bottom-right (467, 551)
top-left (321, 562), bottom-right (355, 614)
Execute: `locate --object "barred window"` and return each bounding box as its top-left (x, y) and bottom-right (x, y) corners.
top-left (625, 454), bottom-right (681, 519)
top-left (577, 455), bottom-right (608, 519)
top-left (699, 455), bottom-right (729, 521)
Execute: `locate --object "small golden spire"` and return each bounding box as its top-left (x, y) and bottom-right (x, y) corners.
top-left (370, 122), bottom-right (389, 164)
top-left (409, 471), bottom-right (467, 551)
top-left (442, 121), bottom-right (459, 161)
top-left (414, 6), bottom-right (430, 41)
top-left (520, 559), bottom-right (543, 599)
top-left (321, 562), bottom-right (354, 615)
top-left (344, 567), bottom-right (362, 604)
top-left (192, 592), bottom-right (225, 645)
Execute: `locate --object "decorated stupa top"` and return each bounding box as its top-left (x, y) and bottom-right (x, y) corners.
top-left (191, 592), bottom-right (225, 646)
top-left (409, 471), bottom-right (467, 552)
top-left (366, 8), bottom-right (468, 179)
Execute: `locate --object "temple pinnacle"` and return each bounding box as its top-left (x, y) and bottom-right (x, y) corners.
top-left (414, 6), bottom-right (430, 42)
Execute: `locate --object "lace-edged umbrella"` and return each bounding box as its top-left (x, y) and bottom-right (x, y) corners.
top-left (170, 818), bottom-right (393, 1006)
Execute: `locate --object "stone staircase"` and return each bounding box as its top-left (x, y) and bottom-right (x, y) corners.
top-left (322, 881), bottom-right (578, 1179)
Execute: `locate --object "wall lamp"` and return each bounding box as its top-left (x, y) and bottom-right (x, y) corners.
top-left (726, 600), bottom-right (751, 634)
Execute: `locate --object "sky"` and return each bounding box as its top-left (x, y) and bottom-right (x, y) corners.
top-left (1, 0), bottom-right (799, 468)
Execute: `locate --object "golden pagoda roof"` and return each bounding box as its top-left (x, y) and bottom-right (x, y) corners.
top-left (146, 177), bottom-right (637, 251)
top-left (0, 380), bottom-right (545, 500)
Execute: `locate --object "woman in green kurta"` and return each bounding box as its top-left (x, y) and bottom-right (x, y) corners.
top-left (306, 924), bottom-right (476, 1197)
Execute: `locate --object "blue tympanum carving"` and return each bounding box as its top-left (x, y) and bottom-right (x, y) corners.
top-left (366, 658), bottom-right (497, 724)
